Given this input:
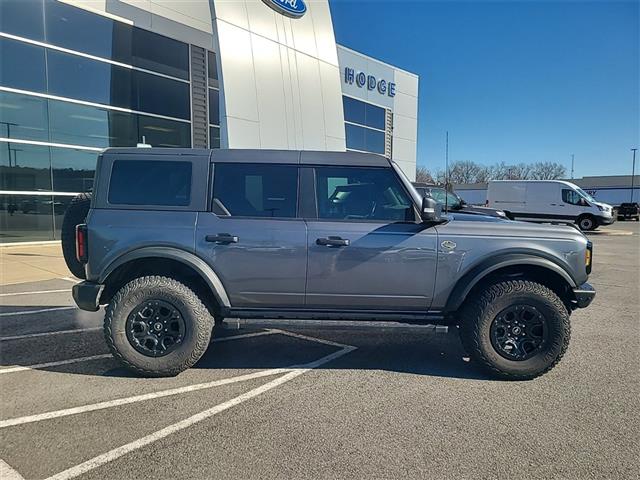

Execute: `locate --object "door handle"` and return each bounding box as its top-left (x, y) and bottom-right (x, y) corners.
top-left (206, 233), bottom-right (239, 244)
top-left (316, 236), bottom-right (350, 247)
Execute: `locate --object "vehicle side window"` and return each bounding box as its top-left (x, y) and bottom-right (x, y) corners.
top-left (108, 160), bottom-right (191, 206)
top-left (315, 166), bottom-right (414, 222)
top-left (212, 163), bottom-right (298, 218)
top-left (562, 189), bottom-right (582, 205)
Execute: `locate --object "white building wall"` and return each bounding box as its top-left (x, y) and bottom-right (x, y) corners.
top-left (210, 0), bottom-right (346, 150)
top-left (337, 46), bottom-right (419, 180)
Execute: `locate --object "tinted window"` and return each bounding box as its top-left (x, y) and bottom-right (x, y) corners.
top-left (562, 189), bottom-right (582, 205)
top-left (51, 148), bottom-right (96, 192)
top-left (109, 160), bottom-right (192, 206)
top-left (0, 193), bottom-right (54, 242)
top-left (315, 167), bottom-right (413, 222)
top-left (208, 51), bottom-right (218, 83)
top-left (138, 116), bottom-right (191, 148)
top-left (210, 126), bottom-right (220, 149)
top-left (0, 91), bottom-right (49, 141)
top-left (0, 37), bottom-right (47, 93)
top-left (345, 124), bottom-right (385, 155)
top-left (213, 164), bottom-right (298, 218)
top-left (0, 0), bottom-right (45, 41)
top-left (130, 27), bottom-right (189, 80)
top-left (343, 96), bottom-right (385, 130)
top-left (209, 88), bottom-right (220, 126)
top-left (0, 143), bottom-right (52, 191)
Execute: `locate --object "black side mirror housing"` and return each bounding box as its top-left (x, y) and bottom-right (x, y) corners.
top-left (460, 199), bottom-right (467, 205)
top-left (421, 197), bottom-right (442, 222)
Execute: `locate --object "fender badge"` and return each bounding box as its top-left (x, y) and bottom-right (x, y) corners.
top-left (441, 240), bottom-right (457, 250)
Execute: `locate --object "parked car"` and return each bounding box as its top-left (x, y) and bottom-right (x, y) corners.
top-left (412, 183), bottom-right (507, 218)
top-left (616, 202), bottom-right (639, 221)
top-left (487, 180), bottom-right (615, 231)
top-left (65, 148), bottom-right (595, 380)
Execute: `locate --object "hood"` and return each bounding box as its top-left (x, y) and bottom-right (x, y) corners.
top-left (458, 205), bottom-right (506, 218)
top-left (441, 213), bottom-right (586, 242)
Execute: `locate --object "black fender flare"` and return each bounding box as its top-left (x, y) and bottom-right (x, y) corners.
top-left (99, 246), bottom-right (231, 308)
top-left (444, 252), bottom-right (578, 312)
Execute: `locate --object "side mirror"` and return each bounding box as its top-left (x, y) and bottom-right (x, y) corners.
top-left (460, 199), bottom-right (467, 206)
top-left (421, 197), bottom-right (442, 222)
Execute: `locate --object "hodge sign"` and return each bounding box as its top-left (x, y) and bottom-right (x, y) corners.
top-left (344, 67), bottom-right (396, 98)
top-left (261, 0), bottom-right (307, 18)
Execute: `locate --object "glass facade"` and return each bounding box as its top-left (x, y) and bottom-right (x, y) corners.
top-left (0, 0), bottom-right (221, 242)
top-left (343, 96), bottom-right (387, 156)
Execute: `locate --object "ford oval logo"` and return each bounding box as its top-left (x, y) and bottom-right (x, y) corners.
top-left (262, 0), bottom-right (307, 18)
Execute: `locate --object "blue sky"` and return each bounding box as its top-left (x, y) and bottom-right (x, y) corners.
top-left (329, 0), bottom-right (639, 178)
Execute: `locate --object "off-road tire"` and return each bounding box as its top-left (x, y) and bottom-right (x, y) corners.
top-left (61, 193), bottom-right (92, 279)
top-left (577, 214), bottom-right (597, 231)
top-left (459, 280), bottom-right (570, 380)
top-left (104, 276), bottom-right (214, 377)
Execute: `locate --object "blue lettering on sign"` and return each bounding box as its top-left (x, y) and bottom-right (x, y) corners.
top-left (343, 66), bottom-right (396, 97)
top-left (261, 0), bottom-right (307, 18)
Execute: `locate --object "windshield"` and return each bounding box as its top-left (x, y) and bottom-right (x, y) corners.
top-left (576, 188), bottom-right (596, 203)
top-left (429, 187), bottom-right (462, 209)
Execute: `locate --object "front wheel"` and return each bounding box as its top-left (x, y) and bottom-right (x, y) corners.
top-left (459, 280), bottom-right (570, 380)
top-left (577, 215), bottom-right (597, 231)
top-left (104, 276), bottom-right (214, 377)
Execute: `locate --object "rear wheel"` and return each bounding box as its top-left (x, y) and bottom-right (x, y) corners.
top-left (104, 276), bottom-right (214, 377)
top-left (577, 215), bottom-right (597, 231)
top-left (61, 193), bottom-right (92, 278)
top-left (459, 280), bottom-right (570, 380)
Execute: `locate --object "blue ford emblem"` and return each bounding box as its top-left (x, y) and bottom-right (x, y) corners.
top-left (262, 0), bottom-right (307, 18)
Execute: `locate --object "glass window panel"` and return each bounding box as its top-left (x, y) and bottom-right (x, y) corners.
top-left (343, 96), bottom-right (365, 125)
top-left (130, 27), bottom-right (189, 80)
top-left (213, 164), bottom-right (298, 218)
top-left (47, 49), bottom-right (119, 105)
top-left (108, 160), bottom-right (192, 206)
top-left (48, 100), bottom-right (112, 147)
top-left (0, 91), bottom-right (49, 141)
top-left (345, 123), bottom-right (366, 152)
top-left (0, 37), bottom-right (47, 93)
top-left (134, 71), bottom-right (190, 120)
top-left (51, 147), bottom-right (96, 192)
top-left (45, 0), bottom-right (116, 58)
top-left (209, 88), bottom-right (220, 126)
top-left (0, 193), bottom-right (54, 242)
top-left (53, 194), bottom-right (75, 239)
top-left (0, 142), bottom-right (52, 191)
top-left (315, 166), bottom-right (413, 221)
top-left (0, 0), bottom-right (45, 41)
top-left (365, 128), bottom-right (385, 154)
top-left (209, 126), bottom-right (220, 149)
top-left (365, 103), bottom-right (385, 130)
top-left (208, 51), bottom-right (218, 84)
top-left (138, 116), bottom-right (190, 148)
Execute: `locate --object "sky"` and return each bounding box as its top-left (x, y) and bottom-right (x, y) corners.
top-left (329, 0), bottom-right (640, 178)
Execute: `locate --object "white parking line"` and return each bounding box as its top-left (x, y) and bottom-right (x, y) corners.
top-left (0, 289), bottom-right (69, 297)
top-left (0, 327), bottom-right (100, 341)
top-left (60, 277), bottom-right (80, 284)
top-left (0, 458), bottom-right (25, 480)
top-left (212, 330), bottom-right (276, 343)
top-left (0, 354), bottom-right (112, 375)
top-left (0, 368), bottom-right (290, 429)
top-left (272, 329), bottom-right (355, 348)
top-left (45, 345), bottom-right (356, 480)
top-left (0, 306), bottom-right (77, 317)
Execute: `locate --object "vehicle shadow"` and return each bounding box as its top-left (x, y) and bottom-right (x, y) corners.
top-left (1, 324), bottom-right (491, 381)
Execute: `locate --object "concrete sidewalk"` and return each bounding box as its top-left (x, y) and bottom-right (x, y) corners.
top-left (0, 242), bottom-right (72, 286)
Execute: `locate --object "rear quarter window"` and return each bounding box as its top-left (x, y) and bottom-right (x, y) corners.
top-left (108, 160), bottom-right (192, 206)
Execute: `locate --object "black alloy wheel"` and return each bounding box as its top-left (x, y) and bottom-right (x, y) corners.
top-left (490, 305), bottom-right (547, 361)
top-left (126, 300), bottom-right (186, 357)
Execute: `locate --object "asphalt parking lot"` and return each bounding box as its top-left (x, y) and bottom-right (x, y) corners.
top-left (1, 223), bottom-right (638, 480)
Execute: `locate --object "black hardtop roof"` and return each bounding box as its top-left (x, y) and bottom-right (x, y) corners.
top-left (101, 148), bottom-right (391, 167)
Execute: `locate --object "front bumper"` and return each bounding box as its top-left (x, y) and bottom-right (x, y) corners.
top-left (72, 281), bottom-right (104, 312)
top-left (572, 282), bottom-right (596, 309)
top-left (597, 215), bottom-right (615, 226)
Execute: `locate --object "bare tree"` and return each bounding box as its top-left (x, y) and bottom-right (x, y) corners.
top-left (415, 166), bottom-right (435, 184)
top-left (448, 160), bottom-right (480, 184)
top-left (531, 162), bottom-right (567, 180)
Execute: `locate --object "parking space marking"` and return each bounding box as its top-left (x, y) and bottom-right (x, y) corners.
top-left (0, 327), bottom-right (100, 341)
top-left (44, 344), bottom-right (357, 480)
top-left (0, 289), bottom-right (70, 297)
top-left (212, 330), bottom-right (277, 343)
top-left (0, 354), bottom-right (112, 375)
top-left (272, 329), bottom-right (356, 348)
top-left (0, 458), bottom-right (25, 480)
top-left (60, 277), bottom-right (80, 284)
top-left (0, 368), bottom-right (290, 429)
top-left (0, 306), bottom-right (76, 317)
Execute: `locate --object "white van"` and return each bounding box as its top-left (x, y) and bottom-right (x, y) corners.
top-left (487, 180), bottom-right (615, 231)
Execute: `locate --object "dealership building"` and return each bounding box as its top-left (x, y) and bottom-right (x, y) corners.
top-left (0, 0), bottom-right (419, 243)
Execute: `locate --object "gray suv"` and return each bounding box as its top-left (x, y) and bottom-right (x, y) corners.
top-left (69, 148), bottom-right (595, 380)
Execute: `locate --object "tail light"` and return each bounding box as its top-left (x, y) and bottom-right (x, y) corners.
top-left (76, 224), bottom-right (88, 263)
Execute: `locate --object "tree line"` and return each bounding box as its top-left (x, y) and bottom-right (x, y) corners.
top-left (416, 160), bottom-right (567, 185)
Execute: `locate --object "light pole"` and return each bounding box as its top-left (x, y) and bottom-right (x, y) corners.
top-left (571, 154), bottom-right (575, 179)
top-left (631, 148), bottom-right (637, 203)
